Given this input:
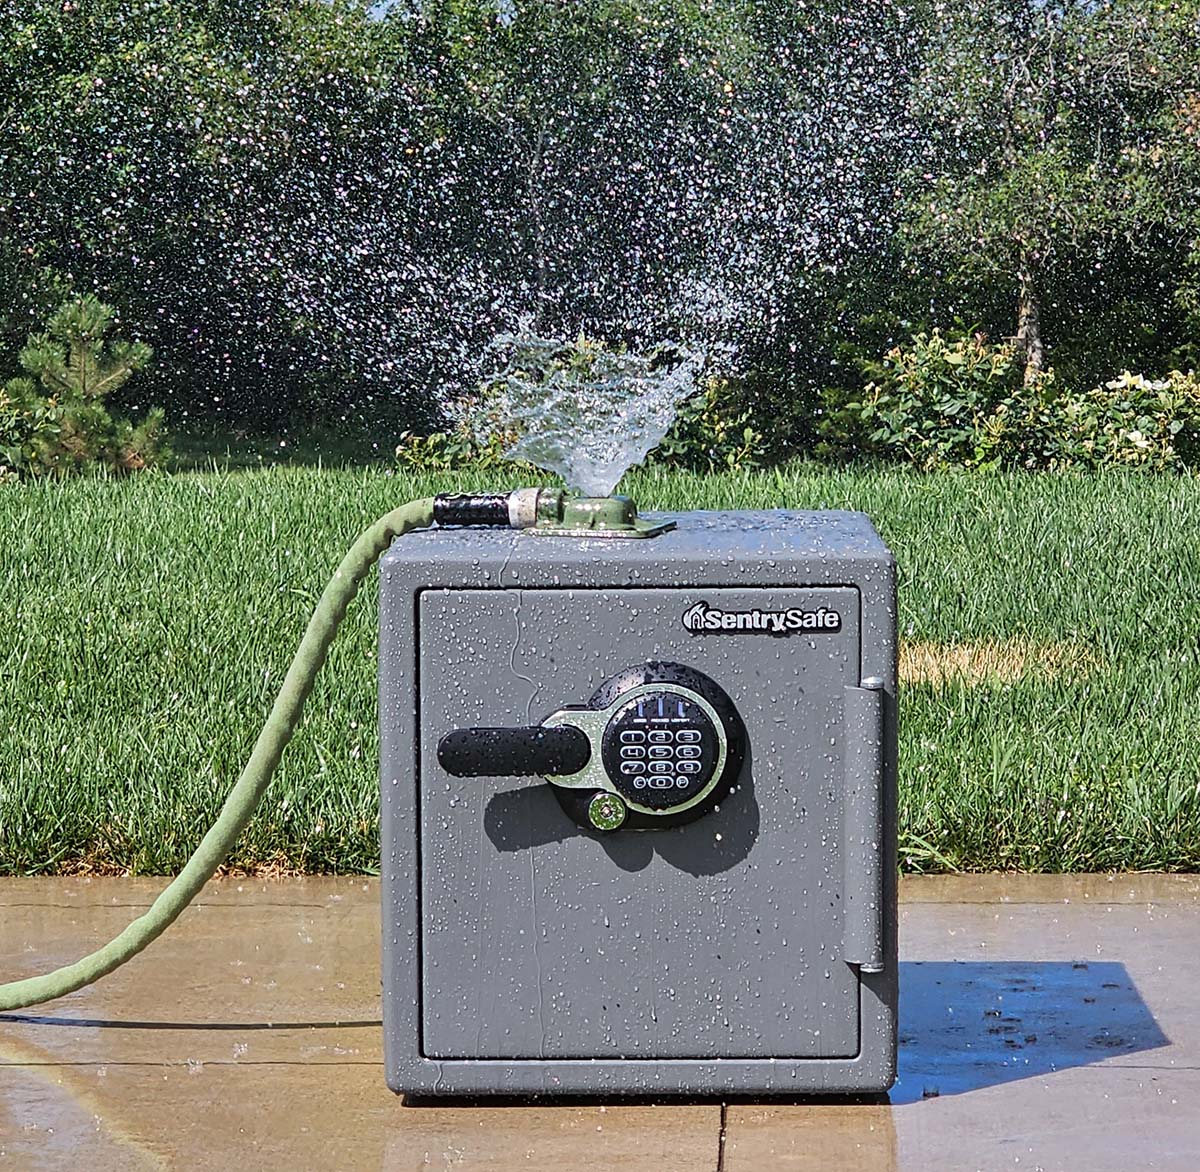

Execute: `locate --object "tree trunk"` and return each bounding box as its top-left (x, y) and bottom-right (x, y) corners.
top-left (1015, 262), bottom-right (1044, 385)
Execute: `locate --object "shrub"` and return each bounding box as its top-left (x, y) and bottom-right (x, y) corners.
top-left (650, 377), bottom-right (765, 472)
top-left (818, 330), bottom-right (1042, 469)
top-left (821, 330), bottom-right (1200, 472)
top-left (1065, 370), bottom-right (1200, 471)
top-left (0, 378), bottom-right (58, 479)
top-left (393, 422), bottom-right (533, 473)
top-left (1, 295), bottom-right (168, 477)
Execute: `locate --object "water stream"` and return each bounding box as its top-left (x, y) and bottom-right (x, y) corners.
top-left (469, 327), bottom-right (705, 496)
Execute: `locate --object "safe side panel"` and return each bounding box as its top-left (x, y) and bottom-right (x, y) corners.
top-left (417, 586), bottom-right (861, 1060)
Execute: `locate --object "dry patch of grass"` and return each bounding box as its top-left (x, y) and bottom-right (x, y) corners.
top-left (900, 639), bottom-right (1099, 687)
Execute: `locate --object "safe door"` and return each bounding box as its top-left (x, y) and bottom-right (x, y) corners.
top-left (415, 586), bottom-right (879, 1061)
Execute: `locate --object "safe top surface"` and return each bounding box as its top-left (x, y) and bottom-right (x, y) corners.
top-left (384, 508), bottom-right (892, 572)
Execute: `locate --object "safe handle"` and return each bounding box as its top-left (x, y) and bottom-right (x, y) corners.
top-left (437, 725), bottom-right (591, 778)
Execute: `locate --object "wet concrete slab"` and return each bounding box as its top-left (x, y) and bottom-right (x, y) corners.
top-left (1, 1062), bottom-right (720, 1171)
top-left (727, 874), bottom-right (1200, 1172)
top-left (1, 874), bottom-right (1198, 1170)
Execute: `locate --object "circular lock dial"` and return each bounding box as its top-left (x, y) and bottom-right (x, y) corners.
top-left (541, 661), bottom-right (746, 829)
top-left (601, 690), bottom-right (720, 811)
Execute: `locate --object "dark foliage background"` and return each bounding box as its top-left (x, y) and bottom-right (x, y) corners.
top-left (2, 0), bottom-right (1198, 448)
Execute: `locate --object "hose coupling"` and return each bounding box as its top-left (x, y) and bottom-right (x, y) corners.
top-left (432, 488), bottom-right (561, 529)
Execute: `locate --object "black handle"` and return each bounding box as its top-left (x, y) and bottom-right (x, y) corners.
top-left (437, 725), bottom-right (591, 778)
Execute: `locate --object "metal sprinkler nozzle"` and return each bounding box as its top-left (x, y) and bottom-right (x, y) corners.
top-left (522, 488), bottom-right (674, 538)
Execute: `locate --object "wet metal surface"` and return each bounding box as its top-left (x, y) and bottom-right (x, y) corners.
top-left (1, 874), bottom-right (1198, 1170)
top-left (379, 510), bottom-right (898, 1095)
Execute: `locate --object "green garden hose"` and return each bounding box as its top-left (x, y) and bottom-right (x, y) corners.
top-left (0, 495), bottom-right (453, 1012)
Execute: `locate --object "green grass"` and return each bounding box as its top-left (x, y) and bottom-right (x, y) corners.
top-left (2, 463), bottom-right (1199, 875)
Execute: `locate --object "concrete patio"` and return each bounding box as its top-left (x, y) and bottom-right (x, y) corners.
top-left (1, 874), bottom-right (1197, 1170)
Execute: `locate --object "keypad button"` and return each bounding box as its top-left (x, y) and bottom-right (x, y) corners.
top-left (648, 730), bottom-right (673, 744)
top-left (674, 776), bottom-right (690, 788)
top-left (620, 730), bottom-right (646, 745)
top-left (676, 729), bottom-right (701, 743)
top-left (620, 745), bottom-right (645, 759)
top-left (620, 761), bottom-right (646, 775)
top-left (632, 777), bottom-right (647, 789)
top-left (649, 746), bottom-right (673, 759)
top-left (676, 745), bottom-right (702, 760)
top-left (677, 761), bottom-right (701, 774)
top-left (649, 775), bottom-right (672, 789)
top-left (648, 761), bottom-right (673, 775)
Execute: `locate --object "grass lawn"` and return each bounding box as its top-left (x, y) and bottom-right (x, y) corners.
top-left (1, 462), bottom-right (1198, 875)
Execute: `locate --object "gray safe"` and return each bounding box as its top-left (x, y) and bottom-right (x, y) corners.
top-left (378, 509), bottom-right (897, 1096)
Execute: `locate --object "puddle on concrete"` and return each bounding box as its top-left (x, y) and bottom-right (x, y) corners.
top-left (892, 960), bottom-right (1169, 1104)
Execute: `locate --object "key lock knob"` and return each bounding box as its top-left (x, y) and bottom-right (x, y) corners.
top-left (436, 663), bottom-right (747, 831)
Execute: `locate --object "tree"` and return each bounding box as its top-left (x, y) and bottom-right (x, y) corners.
top-left (0, 0), bottom-right (923, 439)
top-left (0, 0), bottom-right (407, 419)
top-left (3, 295), bottom-right (165, 475)
top-left (901, 0), bottom-right (1200, 385)
top-left (18, 296), bottom-right (151, 402)
top-left (420, 0), bottom-right (920, 427)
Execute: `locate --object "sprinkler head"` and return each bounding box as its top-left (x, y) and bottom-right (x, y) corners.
top-left (519, 488), bottom-right (674, 539)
